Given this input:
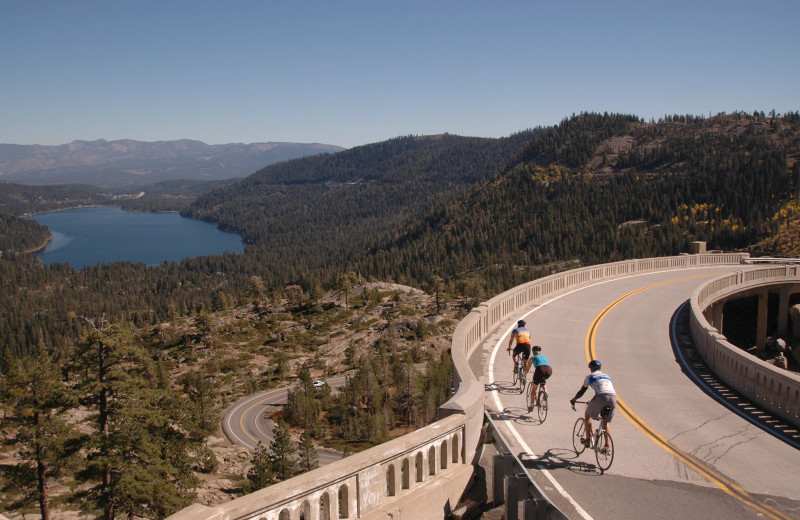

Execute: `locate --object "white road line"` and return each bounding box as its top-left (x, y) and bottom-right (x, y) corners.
top-left (489, 283), bottom-right (600, 520)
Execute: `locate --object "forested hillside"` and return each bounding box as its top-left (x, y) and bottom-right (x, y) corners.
top-left (183, 132), bottom-right (536, 287)
top-left (0, 179), bottom-right (231, 216)
top-left (346, 112), bottom-right (800, 294)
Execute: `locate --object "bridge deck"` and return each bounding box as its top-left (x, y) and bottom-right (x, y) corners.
top-left (469, 266), bottom-right (800, 520)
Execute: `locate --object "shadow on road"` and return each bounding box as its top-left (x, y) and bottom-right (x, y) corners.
top-left (520, 448), bottom-right (604, 476)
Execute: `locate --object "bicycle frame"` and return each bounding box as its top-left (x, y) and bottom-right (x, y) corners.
top-left (511, 350), bottom-right (526, 393)
top-left (571, 400), bottom-right (614, 472)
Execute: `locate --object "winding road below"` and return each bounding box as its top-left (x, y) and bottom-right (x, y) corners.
top-left (474, 265), bottom-right (800, 520)
top-left (222, 376), bottom-right (348, 466)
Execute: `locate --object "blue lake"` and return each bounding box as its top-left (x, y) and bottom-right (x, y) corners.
top-left (29, 206), bottom-right (245, 269)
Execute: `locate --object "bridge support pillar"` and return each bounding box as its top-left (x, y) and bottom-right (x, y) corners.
top-left (777, 285), bottom-right (791, 338)
top-left (757, 291), bottom-right (768, 352)
top-left (710, 302), bottom-right (724, 333)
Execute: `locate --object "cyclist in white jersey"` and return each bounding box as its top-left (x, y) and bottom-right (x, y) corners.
top-left (570, 360), bottom-right (616, 446)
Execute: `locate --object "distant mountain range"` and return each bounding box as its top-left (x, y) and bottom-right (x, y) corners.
top-left (0, 139), bottom-right (345, 187)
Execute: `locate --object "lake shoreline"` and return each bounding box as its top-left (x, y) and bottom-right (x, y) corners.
top-left (28, 207), bottom-right (244, 269)
top-left (23, 204), bottom-right (181, 218)
top-left (24, 236), bottom-right (52, 255)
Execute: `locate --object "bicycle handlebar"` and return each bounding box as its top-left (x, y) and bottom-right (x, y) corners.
top-left (570, 399), bottom-right (589, 412)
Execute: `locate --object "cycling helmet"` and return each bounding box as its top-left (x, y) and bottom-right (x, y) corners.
top-left (517, 320), bottom-right (526, 327)
top-left (532, 345), bottom-right (542, 352)
top-left (588, 359), bottom-right (602, 369)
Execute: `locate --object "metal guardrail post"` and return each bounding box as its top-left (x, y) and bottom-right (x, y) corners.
top-left (493, 453), bottom-right (514, 506)
top-left (524, 496), bottom-right (548, 520)
top-left (506, 474), bottom-right (524, 520)
top-left (486, 412), bottom-right (571, 519)
top-left (492, 454), bottom-right (504, 506)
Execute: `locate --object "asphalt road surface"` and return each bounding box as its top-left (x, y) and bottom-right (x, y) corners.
top-left (476, 265), bottom-right (800, 520)
top-left (222, 375), bottom-right (347, 466)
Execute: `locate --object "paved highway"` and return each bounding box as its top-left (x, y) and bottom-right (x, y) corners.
top-left (222, 376), bottom-right (347, 466)
top-left (476, 266), bottom-right (800, 520)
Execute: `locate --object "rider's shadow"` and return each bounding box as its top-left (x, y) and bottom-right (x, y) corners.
top-left (488, 406), bottom-right (545, 426)
top-left (486, 380), bottom-right (527, 396)
top-left (506, 407), bottom-right (544, 426)
top-left (520, 448), bottom-right (603, 476)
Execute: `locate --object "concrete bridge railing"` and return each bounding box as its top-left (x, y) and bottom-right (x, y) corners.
top-left (689, 265), bottom-right (800, 427)
top-left (168, 251), bottom-right (750, 520)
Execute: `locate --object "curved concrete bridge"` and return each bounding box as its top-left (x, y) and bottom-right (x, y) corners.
top-left (479, 262), bottom-right (800, 519)
top-left (168, 252), bottom-right (800, 520)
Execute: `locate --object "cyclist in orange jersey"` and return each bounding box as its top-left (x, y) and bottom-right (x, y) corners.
top-left (507, 319), bottom-right (533, 380)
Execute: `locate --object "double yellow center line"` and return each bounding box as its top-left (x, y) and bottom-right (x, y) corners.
top-left (585, 277), bottom-right (791, 520)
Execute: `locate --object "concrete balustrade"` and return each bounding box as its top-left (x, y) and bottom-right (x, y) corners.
top-left (168, 250), bottom-right (756, 520)
top-left (689, 265), bottom-right (800, 426)
top-left (169, 414), bottom-right (469, 520)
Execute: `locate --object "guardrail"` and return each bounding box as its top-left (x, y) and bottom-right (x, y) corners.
top-left (483, 410), bottom-right (570, 520)
top-left (689, 265), bottom-right (800, 427)
top-left (168, 251), bottom-right (749, 520)
top-left (743, 257), bottom-right (800, 264)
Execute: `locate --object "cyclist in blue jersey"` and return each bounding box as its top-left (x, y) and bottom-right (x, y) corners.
top-left (527, 345), bottom-right (552, 412)
top-left (507, 319), bottom-right (532, 380)
top-left (570, 360), bottom-right (616, 446)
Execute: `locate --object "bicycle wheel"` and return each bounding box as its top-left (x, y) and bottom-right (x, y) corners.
top-left (537, 390), bottom-right (548, 423)
top-left (572, 418), bottom-right (586, 454)
top-left (594, 430), bottom-right (614, 472)
top-left (519, 369), bottom-right (526, 393)
top-left (512, 363), bottom-right (519, 386)
top-left (525, 379), bottom-right (533, 400)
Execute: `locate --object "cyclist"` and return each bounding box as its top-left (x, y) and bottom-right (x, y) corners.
top-left (507, 319), bottom-right (532, 381)
top-left (570, 359), bottom-right (616, 446)
top-left (527, 345), bottom-right (552, 412)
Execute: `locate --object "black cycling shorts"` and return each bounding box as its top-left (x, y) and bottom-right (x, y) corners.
top-left (532, 365), bottom-right (552, 385)
top-left (513, 343), bottom-right (531, 360)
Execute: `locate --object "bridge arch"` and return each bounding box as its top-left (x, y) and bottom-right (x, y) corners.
top-left (415, 451), bottom-right (424, 483)
top-left (386, 463), bottom-right (396, 497)
top-left (337, 485), bottom-right (349, 518)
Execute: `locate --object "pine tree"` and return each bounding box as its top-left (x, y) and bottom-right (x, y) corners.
top-left (269, 420), bottom-right (297, 481)
top-left (182, 371), bottom-right (221, 437)
top-left (298, 429), bottom-right (319, 472)
top-left (74, 321), bottom-right (201, 519)
top-left (246, 442), bottom-right (274, 492)
top-left (4, 345), bottom-right (80, 520)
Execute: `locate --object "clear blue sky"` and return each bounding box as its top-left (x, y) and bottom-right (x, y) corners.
top-left (2, 1), bottom-right (798, 149)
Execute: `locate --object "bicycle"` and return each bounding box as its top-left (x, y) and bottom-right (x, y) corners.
top-left (526, 379), bottom-right (548, 422)
top-left (571, 400), bottom-right (614, 473)
top-left (511, 353), bottom-right (526, 394)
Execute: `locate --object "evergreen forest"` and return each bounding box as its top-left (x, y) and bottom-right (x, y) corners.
top-left (1, 111), bottom-right (800, 519)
